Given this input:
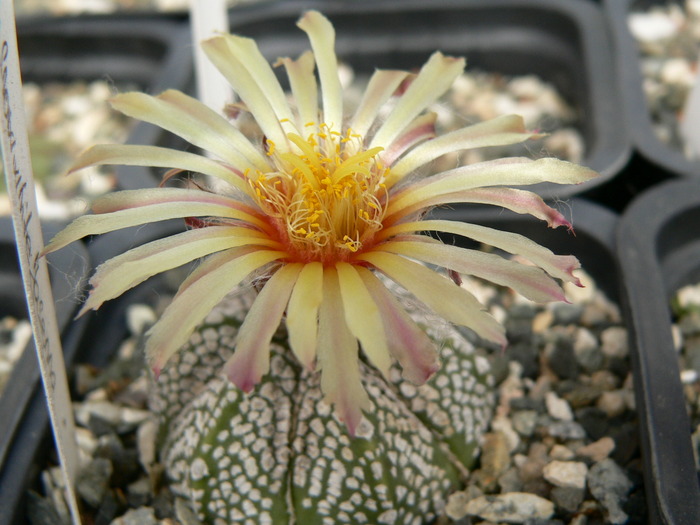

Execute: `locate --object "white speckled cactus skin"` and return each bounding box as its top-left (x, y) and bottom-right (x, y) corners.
top-left (151, 285), bottom-right (494, 524)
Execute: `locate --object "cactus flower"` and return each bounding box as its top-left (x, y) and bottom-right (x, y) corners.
top-left (44, 11), bottom-right (595, 435)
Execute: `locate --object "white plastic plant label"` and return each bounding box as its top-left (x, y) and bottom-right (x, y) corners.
top-left (189, 0), bottom-right (230, 111)
top-left (681, 68), bottom-right (700, 159)
top-left (0, 2), bottom-right (82, 524)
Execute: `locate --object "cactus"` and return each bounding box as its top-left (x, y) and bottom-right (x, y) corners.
top-left (152, 286), bottom-right (494, 524)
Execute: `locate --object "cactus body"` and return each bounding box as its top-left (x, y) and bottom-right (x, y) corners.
top-left (152, 288), bottom-right (494, 524)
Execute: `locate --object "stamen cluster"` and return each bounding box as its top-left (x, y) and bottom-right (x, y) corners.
top-left (250, 123), bottom-right (388, 263)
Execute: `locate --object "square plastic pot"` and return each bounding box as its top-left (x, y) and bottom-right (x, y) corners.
top-left (0, 15), bottom-right (194, 524)
top-left (604, 0), bottom-right (700, 181)
top-left (617, 179), bottom-right (700, 525)
top-left (213, 0), bottom-right (629, 201)
top-left (0, 217), bottom-right (90, 525)
top-left (16, 14), bottom-right (193, 192)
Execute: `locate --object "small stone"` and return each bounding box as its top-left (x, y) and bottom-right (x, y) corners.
top-left (542, 460), bottom-right (588, 489)
top-left (519, 442), bottom-right (548, 484)
top-left (590, 370), bottom-right (619, 391)
top-left (478, 432), bottom-right (511, 485)
top-left (587, 459), bottom-right (633, 525)
top-left (576, 437), bottom-right (615, 463)
top-left (174, 497), bottom-right (203, 525)
top-left (463, 492), bottom-right (554, 522)
top-left (126, 477), bottom-right (152, 507)
top-left (600, 327), bottom-right (628, 359)
top-left (74, 400), bottom-right (121, 428)
top-left (573, 328), bottom-right (604, 372)
top-left (550, 486), bottom-right (585, 513)
top-left (26, 491), bottom-right (66, 525)
top-left (552, 303), bottom-right (583, 325)
top-left (628, 11), bottom-right (678, 43)
top-left (125, 304), bottom-right (156, 336)
top-left (95, 433), bottom-right (140, 488)
top-left (547, 421), bottom-right (587, 440)
top-left (77, 457), bottom-right (113, 508)
top-left (678, 284), bottom-right (700, 309)
top-left (498, 467), bottom-right (523, 493)
top-left (596, 391), bottom-right (627, 418)
top-left (562, 384), bottom-right (602, 408)
top-left (445, 486), bottom-right (484, 520)
top-left (491, 416), bottom-right (521, 452)
top-left (679, 311), bottom-right (700, 337)
top-left (549, 444), bottom-right (574, 461)
top-left (545, 391), bottom-right (574, 421)
top-left (532, 310), bottom-right (554, 333)
top-left (137, 418), bottom-right (158, 474)
top-left (109, 507), bottom-right (159, 525)
top-left (545, 337), bottom-right (578, 381)
top-left (511, 410), bottom-right (538, 437)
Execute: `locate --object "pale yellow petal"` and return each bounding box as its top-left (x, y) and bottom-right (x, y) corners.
top-left (380, 219), bottom-right (580, 284)
top-left (147, 248), bottom-right (285, 374)
top-left (381, 112), bottom-right (437, 168)
top-left (387, 157), bottom-right (598, 219)
top-left (43, 188), bottom-right (267, 254)
top-left (79, 226), bottom-right (278, 316)
top-left (297, 11), bottom-right (343, 131)
top-left (386, 114), bottom-right (541, 186)
top-left (286, 261), bottom-right (323, 369)
top-left (336, 262), bottom-right (392, 376)
top-left (369, 52), bottom-right (465, 150)
top-left (277, 51), bottom-right (319, 134)
top-left (221, 35), bottom-right (298, 136)
top-left (357, 251), bottom-right (506, 346)
top-left (379, 239), bottom-right (566, 303)
top-left (70, 144), bottom-right (250, 194)
top-left (224, 263), bottom-right (302, 392)
top-left (202, 36), bottom-right (289, 149)
top-left (357, 267), bottom-right (439, 384)
top-left (317, 266), bottom-right (369, 435)
top-left (157, 90), bottom-right (270, 171)
top-left (350, 69), bottom-right (409, 138)
top-left (110, 91), bottom-right (259, 171)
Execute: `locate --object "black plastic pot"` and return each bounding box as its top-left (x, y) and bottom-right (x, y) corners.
top-left (605, 0), bottom-right (700, 182)
top-left (16, 15), bottom-right (193, 193)
top-left (0, 15), bottom-right (193, 525)
top-left (0, 217), bottom-right (90, 525)
top-left (217, 0), bottom-right (629, 201)
top-left (617, 179), bottom-right (700, 525)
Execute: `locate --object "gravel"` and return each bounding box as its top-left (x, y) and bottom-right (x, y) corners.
top-left (673, 282), bottom-right (700, 479)
top-left (629, 0), bottom-right (700, 158)
top-left (22, 266), bottom-right (647, 524)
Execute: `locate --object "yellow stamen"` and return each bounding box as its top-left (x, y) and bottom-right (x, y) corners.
top-left (251, 122), bottom-right (389, 262)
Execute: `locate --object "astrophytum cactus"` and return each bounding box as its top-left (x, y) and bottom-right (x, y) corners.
top-left (151, 285), bottom-right (494, 524)
top-left (42, 9), bottom-right (596, 524)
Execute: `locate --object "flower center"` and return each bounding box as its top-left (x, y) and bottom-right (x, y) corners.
top-left (250, 124), bottom-right (388, 264)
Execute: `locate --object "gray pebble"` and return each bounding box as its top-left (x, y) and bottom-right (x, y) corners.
top-left (573, 327), bottom-right (604, 372)
top-left (601, 327), bottom-right (629, 360)
top-left (542, 460), bottom-right (588, 489)
top-left (126, 477), bottom-right (152, 507)
top-left (463, 492), bottom-right (554, 522)
top-left (547, 421), bottom-right (587, 440)
top-left (498, 467), bottom-right (524, 493)
top-left (587, 458), bottom-right (633, 525)
top-left (545, 338), bottom-right (578, 380)
top-left (109, 507), bottom-right (159, 525)
top-left (545, 391), bottom-right (574, 421)
top-left (26, 491), bottom-right (68, 525)
top-left (175, 497), bottom-right (204, 525)
top-left (550, 486), bottom-right (585, 513)
top-left (552, 303), bottom-right (584, 325)
top-left (76, 457), bottom-right (113, 508)
top-left (512, 410), bottom-right (539, 437)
